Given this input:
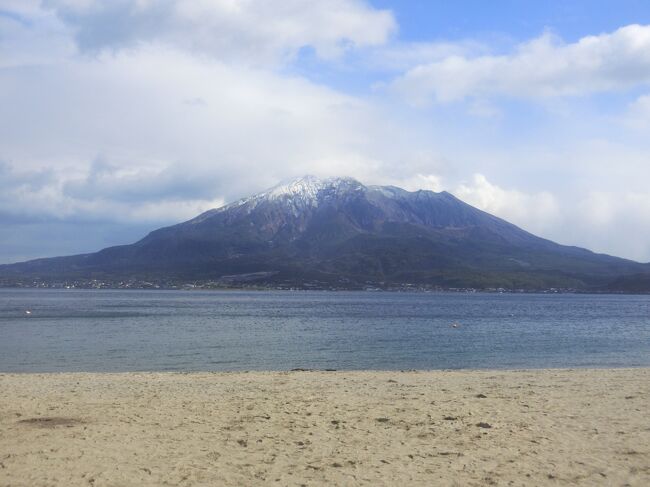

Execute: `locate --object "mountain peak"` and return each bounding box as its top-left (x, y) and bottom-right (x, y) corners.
top-left (223, 175), bottom-right (364, 211)
top-left (267, 175), bottom-right (337, 198)
top-left (267, 175), bottom-right (362, 197)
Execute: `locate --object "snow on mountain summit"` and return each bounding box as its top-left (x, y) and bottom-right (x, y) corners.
top-left (223, 175), bottom-right (364, 212)
top-left (265, 175), bottom-right (332, 202)
top-left (263, 175), bottom-right (363, 201)
top-left (192, 175), bottom-right (456, 225)
top-left (190, 176), bottom-right (364, 223)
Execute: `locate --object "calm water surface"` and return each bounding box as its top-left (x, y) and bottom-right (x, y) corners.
top-left (1, 289), bottom-right (649, 372)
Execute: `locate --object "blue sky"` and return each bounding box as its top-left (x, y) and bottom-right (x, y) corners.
top-left (376, 1), bottom-right (650, 42)
top-left (1, 0), bottom-right (650, 263)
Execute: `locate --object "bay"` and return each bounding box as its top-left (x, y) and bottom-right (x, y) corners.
top-left (1, 289), bottom-right (649, 372)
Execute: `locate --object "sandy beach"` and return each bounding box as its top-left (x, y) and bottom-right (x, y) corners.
top-left (1, 368), bottom-right (649, 486)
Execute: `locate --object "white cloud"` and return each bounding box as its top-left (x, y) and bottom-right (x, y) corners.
top-left (453, 174), bottom-right (650, 263)
top-left (395, 173), bottom-right (444, 193)
top-left (0, 0), bottom-right (74, 68)
top-left (0, 0), bottom-right (44, 16)
top-left (0, 40), bottom-right (437, 227)
top-left (0, 157), bottom-right (225, 224)
top-left (364, 39), bottom-right (486, 72)
top-left (578, 191), bottom-right (650, 228)
top-left (454, 174), bottom-right (560, 235)
top-left (42, 0), bottom-right (396, 65)
top-left (466, 99), bottom-right (502, 119)
top-left (623, 93), bottom-right (650, 129)
top-left (391, 24), bottom-right (650, 104)
top-left (572, 191), bottom-right (650, 262)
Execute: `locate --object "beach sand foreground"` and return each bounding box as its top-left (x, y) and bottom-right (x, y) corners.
top-left (1, 369), bottom-right (649, 486)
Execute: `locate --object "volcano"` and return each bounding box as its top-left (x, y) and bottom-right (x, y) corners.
top-left (2, 175), bottom-right (648, 291)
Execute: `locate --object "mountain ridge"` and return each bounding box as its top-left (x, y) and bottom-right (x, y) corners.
top-left (1, 175), bottom-right (649, 291)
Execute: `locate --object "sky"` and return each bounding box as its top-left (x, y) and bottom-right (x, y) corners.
top-left (2, 1), bottom-right (650, 264)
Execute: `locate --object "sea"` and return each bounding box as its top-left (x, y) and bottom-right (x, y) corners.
top-left (1, 288), bottom-right (649, 372)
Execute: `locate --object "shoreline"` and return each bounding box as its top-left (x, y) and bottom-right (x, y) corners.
top-left (3, 285), bottom-right (650, 295)
top-left (3, 364), bottom-right (650, 374)
top-left (2, 368), bottom-right (649, 485)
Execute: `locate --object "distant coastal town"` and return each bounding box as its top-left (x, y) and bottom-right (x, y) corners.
top-left (0, 277), bottom-right (585, 294)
